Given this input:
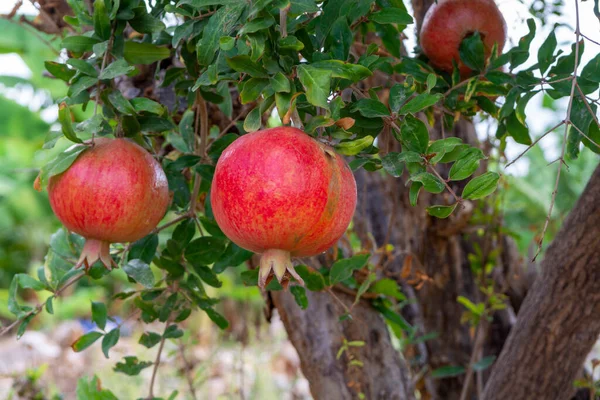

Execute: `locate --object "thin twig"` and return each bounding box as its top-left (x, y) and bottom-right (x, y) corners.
top-left (534, 0), bottom-right (581, 261)
top-left (569, 120), bottom-right (600, 150)
top-left (576, 83), bottom-right (600, 131)
top-left (458, 320), bottom-right (488, 400)
top-left (279, 4), bottom-right (290, 38)
top-left (580, 32), bottom-right (600, 47)
top-left (427, 163), bottom-right (462, 203)
top-left (217, 111), bottom-right (246, 139)
top-left (93, 24), bottom-right (116, 141)
top-left (505, 121), bottom-right (565, 168)
top-left (189, 91), bottom-right (208, 214)
top-left (152, 214), bottom-right (190, 234)
top-left (178, 339), bottom-right (198, 400)
top-left (148, 318), bottom-right (173, 399)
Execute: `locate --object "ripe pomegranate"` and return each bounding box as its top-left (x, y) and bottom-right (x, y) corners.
top-left (47, 138), bottom-right (170, 270)
top-left (419, 0), bottom-right (507, 76)
top-left (211, 127), bottom-right (357, 289)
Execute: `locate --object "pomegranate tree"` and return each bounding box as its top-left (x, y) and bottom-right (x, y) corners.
top-left (210, 127), bottom-right (357, 289)
top-left (419, 0), bottom-right (506, 75)
top-left (47, 138), bottom-right (170, 270)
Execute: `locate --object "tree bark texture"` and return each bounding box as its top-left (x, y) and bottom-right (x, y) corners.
top-left (482, 164), bottom-right (600, 400)
top-left (272, 290), bottom-right (414, 400)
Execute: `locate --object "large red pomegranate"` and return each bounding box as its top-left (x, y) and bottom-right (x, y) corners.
top-left (419, 0), bottom-right (507, 76)
top-left (47, 138), bottom-right (170, 270)
top-left (211, 127), bottom-right (357, 289)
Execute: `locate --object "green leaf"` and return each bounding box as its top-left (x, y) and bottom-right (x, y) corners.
top-left (505, 112), bottom-right (532, 145)
top-left (400, 115), bottom-right (429, 153)
top-left (410, 172), bottom-right (444, 194)
top-left (130, 97), bottom-right (165, 115)
top-left (334, 136), bottom-right (374, 156)
top-left (16, 274), bottom-right (46, 291)
top-left (108, 90), bottom-right (136, 115)
top-left (163, 324), bottom-right (184, 339)
top-left (381, 151), bottom-right (422, 177)
top-left (426, 73), bottom-right (437, 92)
top-left (581, 53), bottom-right (600, 83)
top-left (45, 61), bottom-right (76, 81)
top-left (219, 36), bottom-right (236, 51)
top-left (426, 204), bottom-right (457, 219)
top-left (310, 60), bottom-right (373, 82)
top-left (123, 259), bottom-right (155, 289)
top-left (197, 4), bottom-right (245, 65)
top-left (178, 0), bottom-right (242, 6)
top-left (427, 137), bottom-right (463, 163)
top-left (204, 307), bottom-right (229, 329)
top-left (129, 7), bottom-right (166, 33)
top-left (128, 234), bottom-right (158, 264)
top-left (243, 107), bottom-right (261, 132)
top-left (462, 172), bottom-right (500, 200)
top-left (93, 0), bottom-right (111, 40)
top-left (290, 286), bottom-right (308, 309)
top-left (193, 265), bottom-right (222, 288)
top-left (537, 30), bottom-right (557, 74)
top-left (227, 55), bottom-right (268, 78)
top-left (473, 355), bottom-right (496, 372)
top-left (278, 35), bottom-right (304, 51)
top-left (583, 121), bottom-right (600, 154)
top-left (399, 93), bottom-right (442, 115)
top-left (72, 331), bottom-right (103, 352)
top-left (240, 78), bottom-right (269, 104)
top-left (99, 58), bottom-right (134, 79)
top-left (350, 98), bottom-right (390, 118)
top-left (297, 64), bottom-right (331, 108)
top-left (139, 332), bottom-right (162, 348)
top-left (448, 147), bottom-right (484, 181)
top-left (66, 59), bottom-right (98, 77)
top-left (409, 181), bottom-right (422, 206)
top-left (92, 301), bottom-right (107, 330)
top-left (431, 365), bottom-right (466, 379)
top-left (270, 72), bottom-right (291, 93)
top-left (459, 31), bottom-right (485, 72)
top-left (46, 296), bottom-right (54, 314)
top-left (102, 328), bottom-right (120, 358)
top-left (369, 278), bottom-right (406, 301)
top-left (389, 83), bottom-right (414, 113)
top-left (213, 243), bottom-right (253, 273)
top-left (114, 356), bottom-right (153, 376)
top-left (61, 36), bottom-right (102, 53)
top-left (370, 8), bottom-right (413, 25)
top-left (124, 41), bottom-right (170, 65)
top-left (329, 254), bottom-right (370, 285)
top-left (185, 237), bottom-right (227, 265)
top-left (68, 75), bottom-right (98, 97)
top-left (294, 265), bottom-right (326, 291)
top-left (38, 145), bottom-right (87, 189)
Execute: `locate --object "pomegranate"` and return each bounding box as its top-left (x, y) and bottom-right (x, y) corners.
top-left (419, 0), bottom-right (506, 76)
top-left (210, 127), bottom-right (357, 289)
top-left (47, 138), bottom-right (170, 270)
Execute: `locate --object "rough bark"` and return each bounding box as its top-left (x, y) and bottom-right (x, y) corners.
top-left (272, 291), bottom-right (414, 400)
top-left (483, 164), bottom-right (600, 400)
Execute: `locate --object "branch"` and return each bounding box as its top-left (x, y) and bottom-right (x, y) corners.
top-left (505, 121), bottom-right (565, 168)
top-left (458, 320), bottom-right (488, 400)
top-left (148, 317), bottom-right (173, 399)
top-left (533, 0), bottom-right (582, 261)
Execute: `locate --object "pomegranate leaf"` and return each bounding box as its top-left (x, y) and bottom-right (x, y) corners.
top-left (426, 204), bottom-right (458, 219)
top-left (128, 234), bottom-right (159, 264)
top-left (114, 356), bottom-right (153, 376)
top-left (72, 331), bottom-right (103, 352)
top-left (123, 41), bottom-right (170, 65)
top-left (370, 8), bottom-right (413, 25)
top-left (213, 243), bottom-right (253, 273)
top-left (448, 147), bottom-right (485, 181)
top-left (294, 265), bottom-right (326, 291)
top-left (123, 259), bottom-right (155, 289)
top-left (462, 172), bottom-right (500, 200)
top-left (297, 64), bottom-right (331, 108)
top-left (91, 301), bottom-right (107, 330)
top-left (399, 115), bottom-right (429, 154)
top-left (458, 31), bottom-right (485, 72)
top-left (197, 5), bottom-right (245, 66)
top-left (185, 237), bottom-right (227, 265)
top-left (291, 286), bottom-right (309, 309)
top-left (538, 30), bottom-right (558, 74)
top-left (101, 328), bottom-right (120, 358)
top-left (329, 254), bottom-right (370, 285)
top-left (204, 307), bottom-right (229, 329)
top-left (76, 375), bottom-right (118, 400)
top-left (431, 365), bottom-right (466, 379)
top-left (164, 324), bottom-right (184, 339)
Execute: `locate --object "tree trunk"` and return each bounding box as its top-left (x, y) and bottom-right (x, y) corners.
top-left (483, 164), bottom-right (600, 400)
top-left (272, 291), bottom-right (415, 400)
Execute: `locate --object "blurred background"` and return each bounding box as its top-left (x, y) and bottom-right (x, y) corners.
top-left (0, 0), bottom-right (598, 399)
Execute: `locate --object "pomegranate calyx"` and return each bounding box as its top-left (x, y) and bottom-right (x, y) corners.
top-left (258, 249), bottom-right (305, 290)
top-left (76, 239), bottom-right (117, 272)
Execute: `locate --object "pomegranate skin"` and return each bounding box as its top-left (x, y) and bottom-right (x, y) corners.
top-left (48, 138), bottom-right (170, 246)
top-left (420, 0), bottom-right (506, 75)
top-left (210, 127), bottom-right (357, 287)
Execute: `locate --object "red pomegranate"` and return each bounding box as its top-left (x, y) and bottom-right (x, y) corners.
top-left (210, 127), bottom-right (357, 289)
top-left (47, 138), bottom-right (170, 270)
top-left (419, 0), bottom-right (507, 76)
